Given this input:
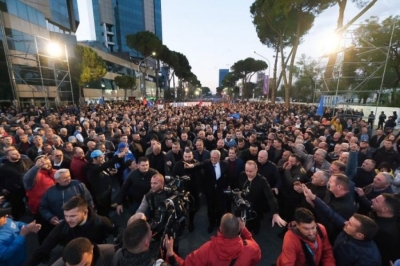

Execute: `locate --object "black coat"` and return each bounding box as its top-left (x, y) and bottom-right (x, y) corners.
top-left (116, 168), bottom-right (158, 204)
top-left (238, 173), bottom-right (279, 216)
top-left (26, 208), bottom-right (114, 266)
top-left (201, 160), bottom-right (229, 198)
top-left (146, 152), bottom-right (165, 176)
top-left (0, 158), bottom-right (33, 195)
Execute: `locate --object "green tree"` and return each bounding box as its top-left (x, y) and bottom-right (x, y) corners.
top-left (114, 75), bottom-right (137, 100)
top-left (126, 31), bottom-right (163, 97)
top-left (73, 45), bottom-right (107, 105)
top-left (126, 31), bottom-right (163, 58)
top-left (250, 0), bottom-right (331, 106)
top-left (230, 57), bottom-right (268, 99)
top-left (201, 87), bottom-right (212, 95)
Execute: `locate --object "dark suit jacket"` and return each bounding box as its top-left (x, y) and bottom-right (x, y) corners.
top-left (202, 160), bottom-right (229, 197)
top-left (193, 149), bottom-right (210, 162)
top-left (164, 150), bottom-right (183, 176)
top-left (226, 158), bottom-right (245, 189)
top-left (52, 160), bottom-right (71, 170)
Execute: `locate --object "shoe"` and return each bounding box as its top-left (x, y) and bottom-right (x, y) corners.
top-left (189, 223), bottom-right (194, 232)
top-left (207, 225), bottom-right (214, 234)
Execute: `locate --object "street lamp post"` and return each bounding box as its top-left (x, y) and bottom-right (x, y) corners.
top-left (138, 52), bottom-right (156, 97)
top-left (253, 51), bottom-right (271, 100)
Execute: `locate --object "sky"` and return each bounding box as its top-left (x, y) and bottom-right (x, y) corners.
top-left (161, 0), bottom-right (400, 92)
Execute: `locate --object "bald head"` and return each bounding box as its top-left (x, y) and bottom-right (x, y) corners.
top-left (128, 212), bottom-right (147, 226)
top-left (220, 213), bottom-right (239, 238)
top-left (258, 150), bottom-right (268, 164)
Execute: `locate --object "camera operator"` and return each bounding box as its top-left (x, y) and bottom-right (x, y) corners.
top-left (171, 148), bottom-right (201, 232)
top-left (136, 174), bottom-right (169, 236)
top-left (180, 213), bottom-right (261, 265)
top-left (113, 219), bottom-right (183, 266)
top-left (238, 160), bottom-right (287, 234)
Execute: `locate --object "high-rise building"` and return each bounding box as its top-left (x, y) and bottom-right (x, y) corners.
top-left (0, 0), bottom-right (79, 106)
top-left (219, 69), bottom-right (229, 87)
top-left (77, 0), bottom-right (162, 57)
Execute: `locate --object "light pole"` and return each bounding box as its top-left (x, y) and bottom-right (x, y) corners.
top-left (253, 51), bottom-right (271, 99)
top-left (253, 51), bottom-right (271, 76)
top-left (138, 52), bottom-right (156, 97)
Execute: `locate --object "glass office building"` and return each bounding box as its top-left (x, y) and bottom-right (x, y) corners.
top-left (0, 0), bottom-right (79, 106)
top-left (219, 69), bottom-right (229, 87)
top-left (86, 0), bottom-right (162, 57)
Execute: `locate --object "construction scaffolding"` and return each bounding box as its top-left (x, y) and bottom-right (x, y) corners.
top-left (319, 23), bottom-right (394, 110)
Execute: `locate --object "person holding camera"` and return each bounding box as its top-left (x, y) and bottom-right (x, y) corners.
top-left (177, 213), bottom-right (261, 265)
top-left (238, 160), bottom-right (287, 234)
top-left (136, 174), bottom-right (170, 236)
top-left (85, 148), bottom-right (126, 217)
top-left (171, 148), bottom-right (202, 232)
top-left (113, 219), bottom-right (182, 266)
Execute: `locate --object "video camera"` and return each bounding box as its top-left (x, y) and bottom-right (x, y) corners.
top-left (224, 188), bottom-right (254, 222)
top-left (161, 176), bottom-right (193, 237)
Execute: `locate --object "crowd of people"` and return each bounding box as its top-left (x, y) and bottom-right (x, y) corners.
top-left (0, 100), bottom-right (399, 266)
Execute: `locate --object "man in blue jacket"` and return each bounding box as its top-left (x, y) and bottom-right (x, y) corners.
top-left (39, 168), bottom-right (93, 237)
top-left (0, 207), bottom-right (41, 266)
top-left (303, 184), bottom-right (382, 266)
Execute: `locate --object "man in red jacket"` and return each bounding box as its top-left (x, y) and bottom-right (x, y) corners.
top-left (70, 147), bottom-right (88, 187)
top-left (276, 208), bottom-right (335, 266)
top-left (165, 212), bottom-right (261, 265)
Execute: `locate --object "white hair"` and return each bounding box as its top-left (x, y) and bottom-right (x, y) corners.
top-left (54, 168), bottom-right (70, 180)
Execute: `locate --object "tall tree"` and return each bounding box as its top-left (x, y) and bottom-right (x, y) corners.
top-left (230, 57), bottom-right (268, 99)
top-left (73, 45), bottom-right (107, 105)
top-left (114, 75), bottom-right (137, 100)
top-left (251, 0), bottom-right (331, 106)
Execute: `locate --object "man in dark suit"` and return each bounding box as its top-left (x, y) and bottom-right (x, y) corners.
top-left (193, 139), bottom-right (210, 162)
top-left (172, 148), bottom-right (202, 232)
top-left (51, 149), bottom-right (70, 170)
top-left (202, 149), bottom-right (229, 233)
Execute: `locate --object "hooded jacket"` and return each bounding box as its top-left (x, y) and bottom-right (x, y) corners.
top-left (183, 227), bottom-right (261, 266)
top-left (276, 222), bottom-right (335, 266)
top-left (0, 218), bottom-right (27, 266)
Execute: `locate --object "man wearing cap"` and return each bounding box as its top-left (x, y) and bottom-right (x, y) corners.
top-left (0, 207), bottom-right (41, 266)
top-left (85, 148), bottom-right (127, 217)
top-left (113, 142), bottom-right (136, 172)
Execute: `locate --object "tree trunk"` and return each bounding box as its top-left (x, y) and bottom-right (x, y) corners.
top-left (270, 47), bottom-right (279, 104)
top-left (324, 0), bottom-right (347, 90)
top-left (286, 12), bottom-right (302, 107)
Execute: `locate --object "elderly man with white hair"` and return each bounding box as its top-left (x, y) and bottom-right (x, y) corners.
top-left (39, 168), bottom-right (93, 236)
top-left (355, 172), bottom-right (394, 215)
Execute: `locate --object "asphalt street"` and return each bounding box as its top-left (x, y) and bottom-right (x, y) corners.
top-left (24, 194), bottom-right (284, 265)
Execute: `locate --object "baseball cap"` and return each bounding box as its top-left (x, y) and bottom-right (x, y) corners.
top-left (90, 150), bottom-right (104, 158)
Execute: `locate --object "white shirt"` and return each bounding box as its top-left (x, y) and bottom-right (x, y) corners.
top-left (213, 162), bottom-right (221, 180)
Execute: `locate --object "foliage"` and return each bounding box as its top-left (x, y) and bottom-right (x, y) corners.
top-left (115, 75), bottom-right (137, 100)
top-left (251, 0), bottom-right (331, 106)
top-left (74, 45), bottom-right (107, 86)
top-left (126, 31), bottom-right (163, 57)
top-left (229, 57), bottom-right (268, 99)
top-left (201, 87), bottom-right (212, 95)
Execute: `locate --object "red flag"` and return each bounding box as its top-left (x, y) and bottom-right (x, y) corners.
top-left (199, 100), bottom-right (202, 106)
